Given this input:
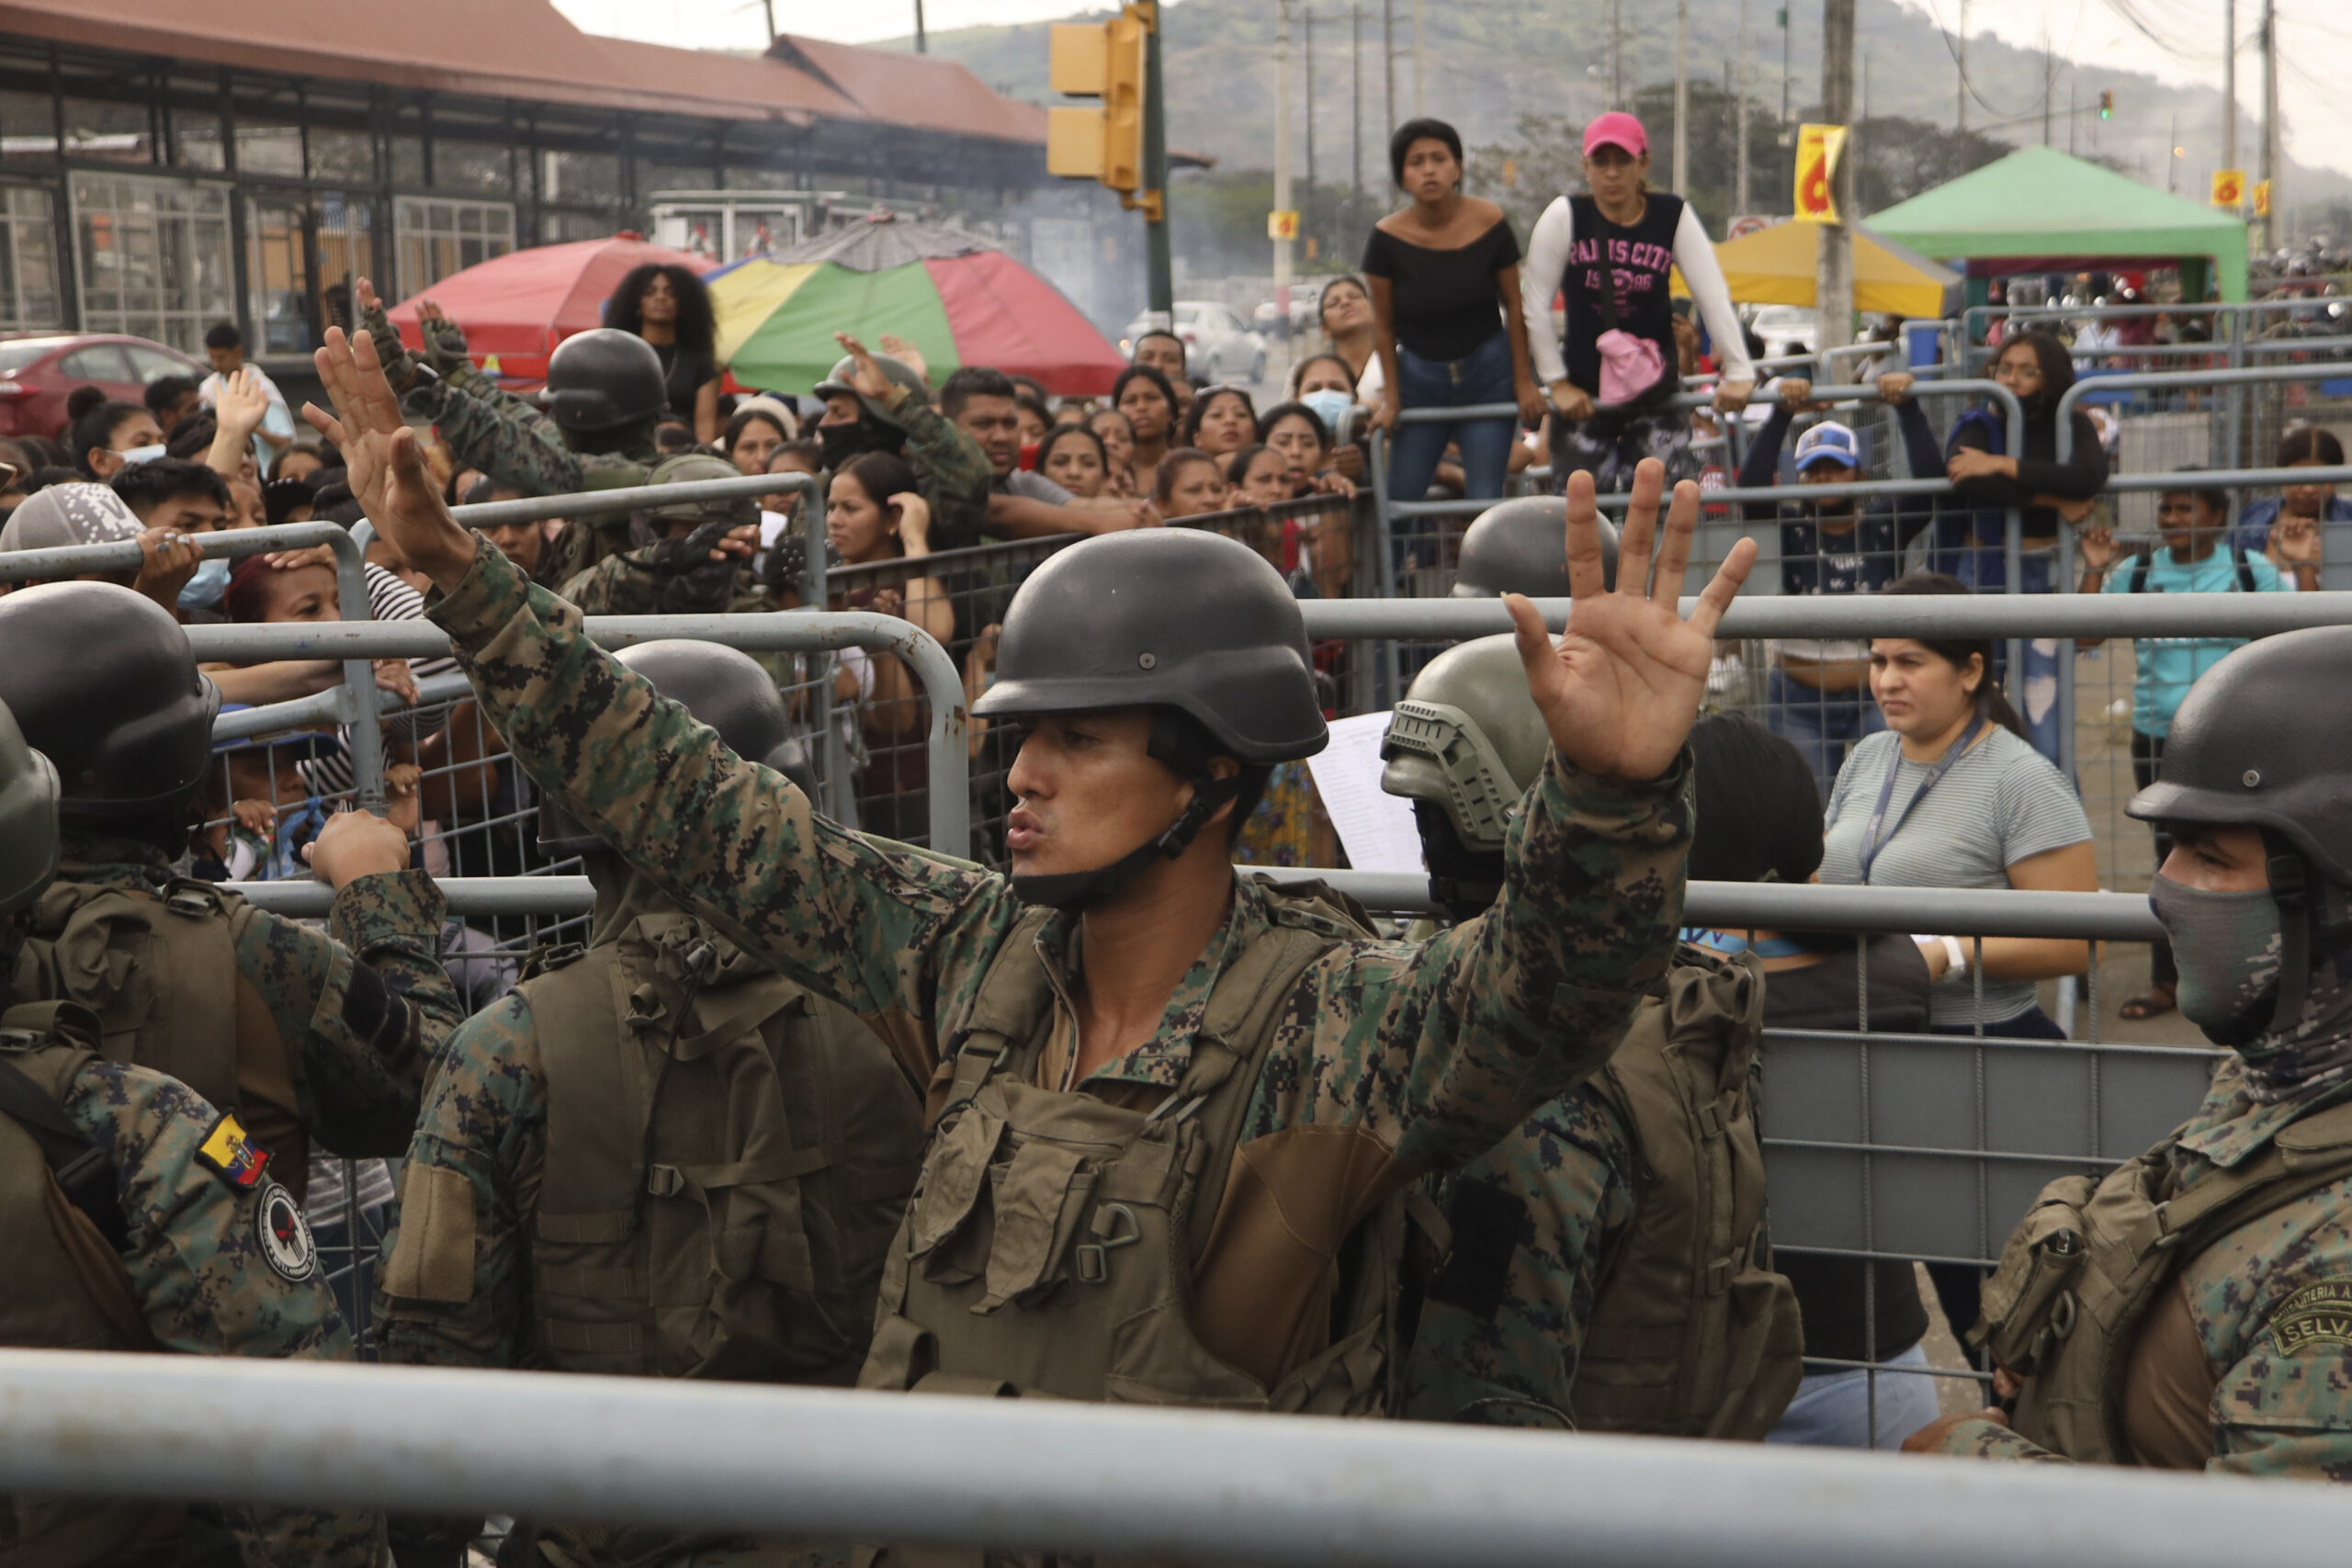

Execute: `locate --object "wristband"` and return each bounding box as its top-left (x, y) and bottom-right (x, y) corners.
top-left (1940, 934), bottom-right (1970, 981)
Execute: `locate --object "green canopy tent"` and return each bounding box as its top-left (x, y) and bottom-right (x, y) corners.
top-left (1869, 145), bottom-right (2249, 305)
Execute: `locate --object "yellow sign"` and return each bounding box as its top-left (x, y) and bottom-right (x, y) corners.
top-left (1268, 209), bottom-right (1300, 241)
top-left (2254, 180), bottom-right (2272, 219)
top-left (1792, 124), bottom-right (1848, 223)
top-left (2211, 168), bottom-right (2246, 209)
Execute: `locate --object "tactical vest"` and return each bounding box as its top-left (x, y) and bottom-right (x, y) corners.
top-left (0, 1002), bottom-right (185, 1568)
top-left (1570, 948), bottom-right (1804, 1438)
top-left (1974, 1096), bottom-right (2352, 1464)
top-left (860, 885), bottom-right (1400, 1424)
top-left (9, 877), bottom-right (311, 1199)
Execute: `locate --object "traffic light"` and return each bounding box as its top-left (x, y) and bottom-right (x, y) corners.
top-left (2098, 90), bottom-right (2114, 119)
top-left (1047, 9), bottom-right (1148, 195)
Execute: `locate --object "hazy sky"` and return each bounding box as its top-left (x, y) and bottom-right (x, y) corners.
top-left (555, 0), bottom-right (2352, 181)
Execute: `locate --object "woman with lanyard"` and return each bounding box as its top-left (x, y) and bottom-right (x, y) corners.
top-left (1521, 112), bottom-right (1753, 491)
top-left (1819, 574), bottom-right (2098, 1341)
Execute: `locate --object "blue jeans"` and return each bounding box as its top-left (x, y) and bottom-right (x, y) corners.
top-left (1950, 541), bottom-right (2064, 766)
top-left (1766, 665), bottom-right (1884, 803)
top-left (1385, 331), bottom-right (1518, 508)
top-left (1766, 1342), bottom-right (1941, 1450)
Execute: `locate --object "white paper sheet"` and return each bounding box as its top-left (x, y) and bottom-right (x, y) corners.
top-left (1305, 711), bottom-right (1427, 875)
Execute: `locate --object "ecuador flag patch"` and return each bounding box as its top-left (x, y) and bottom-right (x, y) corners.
top-left (196, 1113), bottom-right (270, 1190)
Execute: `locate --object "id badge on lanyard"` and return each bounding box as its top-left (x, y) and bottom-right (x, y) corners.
top-left (1857, 716), bottom-right (1984, 883)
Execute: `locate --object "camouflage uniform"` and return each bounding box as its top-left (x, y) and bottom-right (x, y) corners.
top-left (1400, 1089), bottom-right (1637, 1426)
top-left (424, 537), bottom-right (1692, 1397)
top-left (0, 1014), bottom-right (384, 1565)
top-left (1937, 1057), bottom-right (2352, 1479)
top-left (869, 385), bottom-right (994, 553)
top-left (11, 830), bottom-right (464, 1193)
top-left (556, 547), bottom-right (770, 617)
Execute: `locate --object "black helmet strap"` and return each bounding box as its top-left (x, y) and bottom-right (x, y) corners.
top-left (1009, 711), bottom-right (1243, 912)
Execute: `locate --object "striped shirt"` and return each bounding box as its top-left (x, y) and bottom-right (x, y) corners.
top-left (1821, 725), bottom-right (2092, 1029)
top-left (295, 563), bottom-right (462, 798)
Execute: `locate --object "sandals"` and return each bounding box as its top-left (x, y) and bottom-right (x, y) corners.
top-left (2120, 985), bottom-right (2177, 1021)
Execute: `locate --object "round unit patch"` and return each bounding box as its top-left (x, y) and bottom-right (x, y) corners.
top-left (255, 1181), bottom-right (317, 1283)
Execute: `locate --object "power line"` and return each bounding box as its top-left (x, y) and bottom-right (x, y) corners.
top-left (1917, 0), bottom-right (2048, 121)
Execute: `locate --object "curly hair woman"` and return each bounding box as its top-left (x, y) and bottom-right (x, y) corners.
top-left (606, 263), bottom-right (723, 444)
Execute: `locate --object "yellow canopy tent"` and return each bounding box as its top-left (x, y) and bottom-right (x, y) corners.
top-left (1670, 222), bottom-right (1963, 318)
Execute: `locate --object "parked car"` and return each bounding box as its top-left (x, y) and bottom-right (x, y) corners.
top-left (1746, 305), bottom-right (1821, 360)
top-left (1117, 301), bottom-right (1267, 381)
top-left (0, 333), bottom-right (207, 440)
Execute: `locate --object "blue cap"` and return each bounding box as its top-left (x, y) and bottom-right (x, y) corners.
top-left (1793, 421), bottom-right (1860, 472)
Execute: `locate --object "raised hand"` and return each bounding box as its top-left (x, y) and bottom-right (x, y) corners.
top-left (353, 277), bottom-right (422, 394)
top-left (1506, 459), bottom-right (1756, 783)
top-left (213, 367), bottom-right (272, 440)
top-left (833, 333), bottom-right (893, 401)
top-left (877, 333), bottom-right (931, 387)
top-left (305, 327), bottom-right (474, 590)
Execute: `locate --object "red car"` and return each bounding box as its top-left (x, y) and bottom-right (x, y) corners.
top-left (0, 333), bottom-right (208, 440)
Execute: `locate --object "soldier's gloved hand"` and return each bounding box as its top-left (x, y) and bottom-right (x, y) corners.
top-left (652, 518), bottom-right (755, 612)
top-left (416, 299), bottom-right (474, 380)
top-left (760, 527), bottom-right (809, 601)
top-left (353, 277), bottom-right (423, 396)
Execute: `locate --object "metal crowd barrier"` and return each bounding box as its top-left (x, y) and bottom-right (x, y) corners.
top-left (11, 1350), bottom-right (2352, 1568)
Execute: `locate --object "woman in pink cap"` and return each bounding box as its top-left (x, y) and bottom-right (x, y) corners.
top-left (1521, 110), bottom-right (1754, 491)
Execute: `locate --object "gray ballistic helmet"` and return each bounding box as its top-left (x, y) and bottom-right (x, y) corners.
top-left (1381, 635), bottom-right (1549, 856)
top-left (0, 581), bottom-right (220, 822)
top-left (545, 329), bottom-right (669, 434)
top-left (1451, 496), bottom-right (1619, 598)
top-left (814, 353), bottom-right (930, 426)
top-left (0, 696), bottom-right (60, 920)
top-left (972, 528), bottom-right (1326, 764)
top-left (2128, 626), bottom-right (2352, 887)
top-left (640, 452), bottom-right (757, 529)
top-left (539, 639), bottom-right (811, 856)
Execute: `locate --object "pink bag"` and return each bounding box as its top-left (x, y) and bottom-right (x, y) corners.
top-left (1595, 327), bottom-right (1669, 408)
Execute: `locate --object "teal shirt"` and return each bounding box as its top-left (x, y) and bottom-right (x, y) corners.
top-left (2103, 546), bottom-right (2290, 738)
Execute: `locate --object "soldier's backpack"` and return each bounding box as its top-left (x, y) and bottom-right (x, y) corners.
top-left (1566, 946), bottom-right (1805, 1438)
top-left (1974, 1094), bottom-right (2352, 1463)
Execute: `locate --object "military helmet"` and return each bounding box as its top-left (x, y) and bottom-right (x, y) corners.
top-left (0, 581), bottom-right (220, 822)
top-left (1451, 496), bottom-right (1619, 599)
top-left (0, 696), bottom-right (60, 920)
top-left (545, 328), bottom-right (669, 434)
top-left (0, 482), bottom-right (142, 556)
top-left (540, 639), bottom-right (810, 855)
top-left (971, 528), bottom-right (1326, 764)
top-left (2128, 626), bottom-right (2352, 887)
top-left (640, 452), bottom-right (757, 529)
top-left (814, 352), bottom-right (930, 426)
top-left (1380, 634), bottom-right (1548, 854)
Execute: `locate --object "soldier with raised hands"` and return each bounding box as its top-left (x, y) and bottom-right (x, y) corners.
top-left (310, 321), bottom-right (1750, 1554)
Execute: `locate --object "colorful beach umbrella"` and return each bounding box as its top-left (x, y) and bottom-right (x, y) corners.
top-left (387, 232), bottom-right (708, 383)
top-left (707, 217), bottom-right (1125, 398)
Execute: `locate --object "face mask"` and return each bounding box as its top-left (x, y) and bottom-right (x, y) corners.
top-left (1300, 389), bottom-right (1353, 438)
top-left (177, 554), bottom-right (230, 611)
top-left (2150, 872), bottom-right (2283, 1047)
top-left (118, 444), bottom-right (167, 468)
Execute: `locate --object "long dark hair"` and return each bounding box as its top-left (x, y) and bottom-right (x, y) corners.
top-left (1035, 422), bottom-right (1107, 477)
top-left (835, 450), bottom-right (919, 555)
top-left (606, 264), bottom-right (716, 356)
top-left (1110, 364), bottom-right (1178, 421)
top-left (1689, 714), bottom-right (1824, 886)
top-left (1876, 574), bottom-right (2029, 739)
top-left (1180, 385), bottom-right (1256, 446)
top-left (1996, 329), bottom-right (2075, 423)
top-left (69, 399), bottom-right (150, 476)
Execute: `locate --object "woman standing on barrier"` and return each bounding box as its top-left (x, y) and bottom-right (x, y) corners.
top-left (1521, 112), bottom-right (1753, 493)
top-left (1361, 118), bottom-right (1544, 506)
top-left (1822, 573), bottom-right (2098, 1341)
top-left (2231, 425), bottom-right (2343, 592)
top-left (1937, 330), bottom-right (2109, 763)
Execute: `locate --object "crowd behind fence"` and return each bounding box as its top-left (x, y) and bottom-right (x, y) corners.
top-left (34, 312), bottom-right (2352, 1523)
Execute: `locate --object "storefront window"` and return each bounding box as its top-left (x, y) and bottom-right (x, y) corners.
top-left (0, 186), bottom-right (62, 329)
top-left (71, 172), bottom-right (233, 353)
top-left (169, 106), bottom-right (227, 171)
top-left (234, 118), bottom-right (304, 178)
top-left (395, 196), bottom-right (514, 296)
top-left (308, 126), bottom-right (375, 185)
top-left (60, 97), bottom-right (153, 164)
top-left (540, 149), bottom-right (621, 207)
top-left (435, 141), bottom-right (514, 196)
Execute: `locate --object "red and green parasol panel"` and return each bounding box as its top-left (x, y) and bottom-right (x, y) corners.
top-left (708, 217), bottom-right (1125, 399)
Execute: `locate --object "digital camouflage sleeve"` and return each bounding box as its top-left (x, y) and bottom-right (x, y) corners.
top-left (555, 548), bottom-right (771, 617)
top-left (68, 1055), bottom-right (385, 1566)
top-left (51, 838), bottom-right (461, 1160)
top-left (1400, 1087), bottom-right (1638, 1426)
top-left (1939, 1081), bottom-right (2352, 1479)
top-left (876, 384), bottom-right (994, 551)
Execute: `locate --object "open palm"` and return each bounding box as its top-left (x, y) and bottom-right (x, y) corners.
top-left (303, 318), bottom-right (474, 590)
top-left (1507, 461), bottom-right (1755, 782)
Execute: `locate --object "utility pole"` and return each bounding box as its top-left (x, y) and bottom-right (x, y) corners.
top-left (2068, 78), bottom-right (2076, 157)
top-left (913, 0), bottom-right (927, 53)
top-left (1143, 2), bottom-right (1171, 314)
top-left (2222, 0), bottom-right (2237, 179)
top-left (1608, 0), bottom-right (1624, 109)
top-left (1351, 4), bottom-right (1363, 206)
top-left (2261, 0), bottom-right (2279, 247)
top-left (1734, 0), bottom-right (1751, 217)
top-left (1305, 6), bottom-right (1317, 247)
top-left (1955, 0), bottom-right (1968, 135)
top-left (2041, 39), bottom-right (2053, 145)
top-left (1412, 0), bottom-right (1423, 115)
top-left (1673, 0), bottom-right (1690, 196)
top-left (1780, 2), bottom-right (1792, 130)
top-left (2168, 111), bottom-right (2179, 195)
top-left (1817, 0), bottom-right (1855, 352)
top-left (1275, 0), bottom-right (1295, 320)
top-left (1383, 0), bottom-right (1395, 141)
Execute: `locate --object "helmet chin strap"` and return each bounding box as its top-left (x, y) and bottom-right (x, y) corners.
top-left (1009, 710), bottom-right (1241, 912)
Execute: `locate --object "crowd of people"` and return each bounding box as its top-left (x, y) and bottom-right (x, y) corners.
top-left (0, 98), bottom-right (2350, 1567)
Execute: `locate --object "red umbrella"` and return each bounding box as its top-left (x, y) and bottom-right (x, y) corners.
top-left (386, 232), bottom-right (707, 383)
